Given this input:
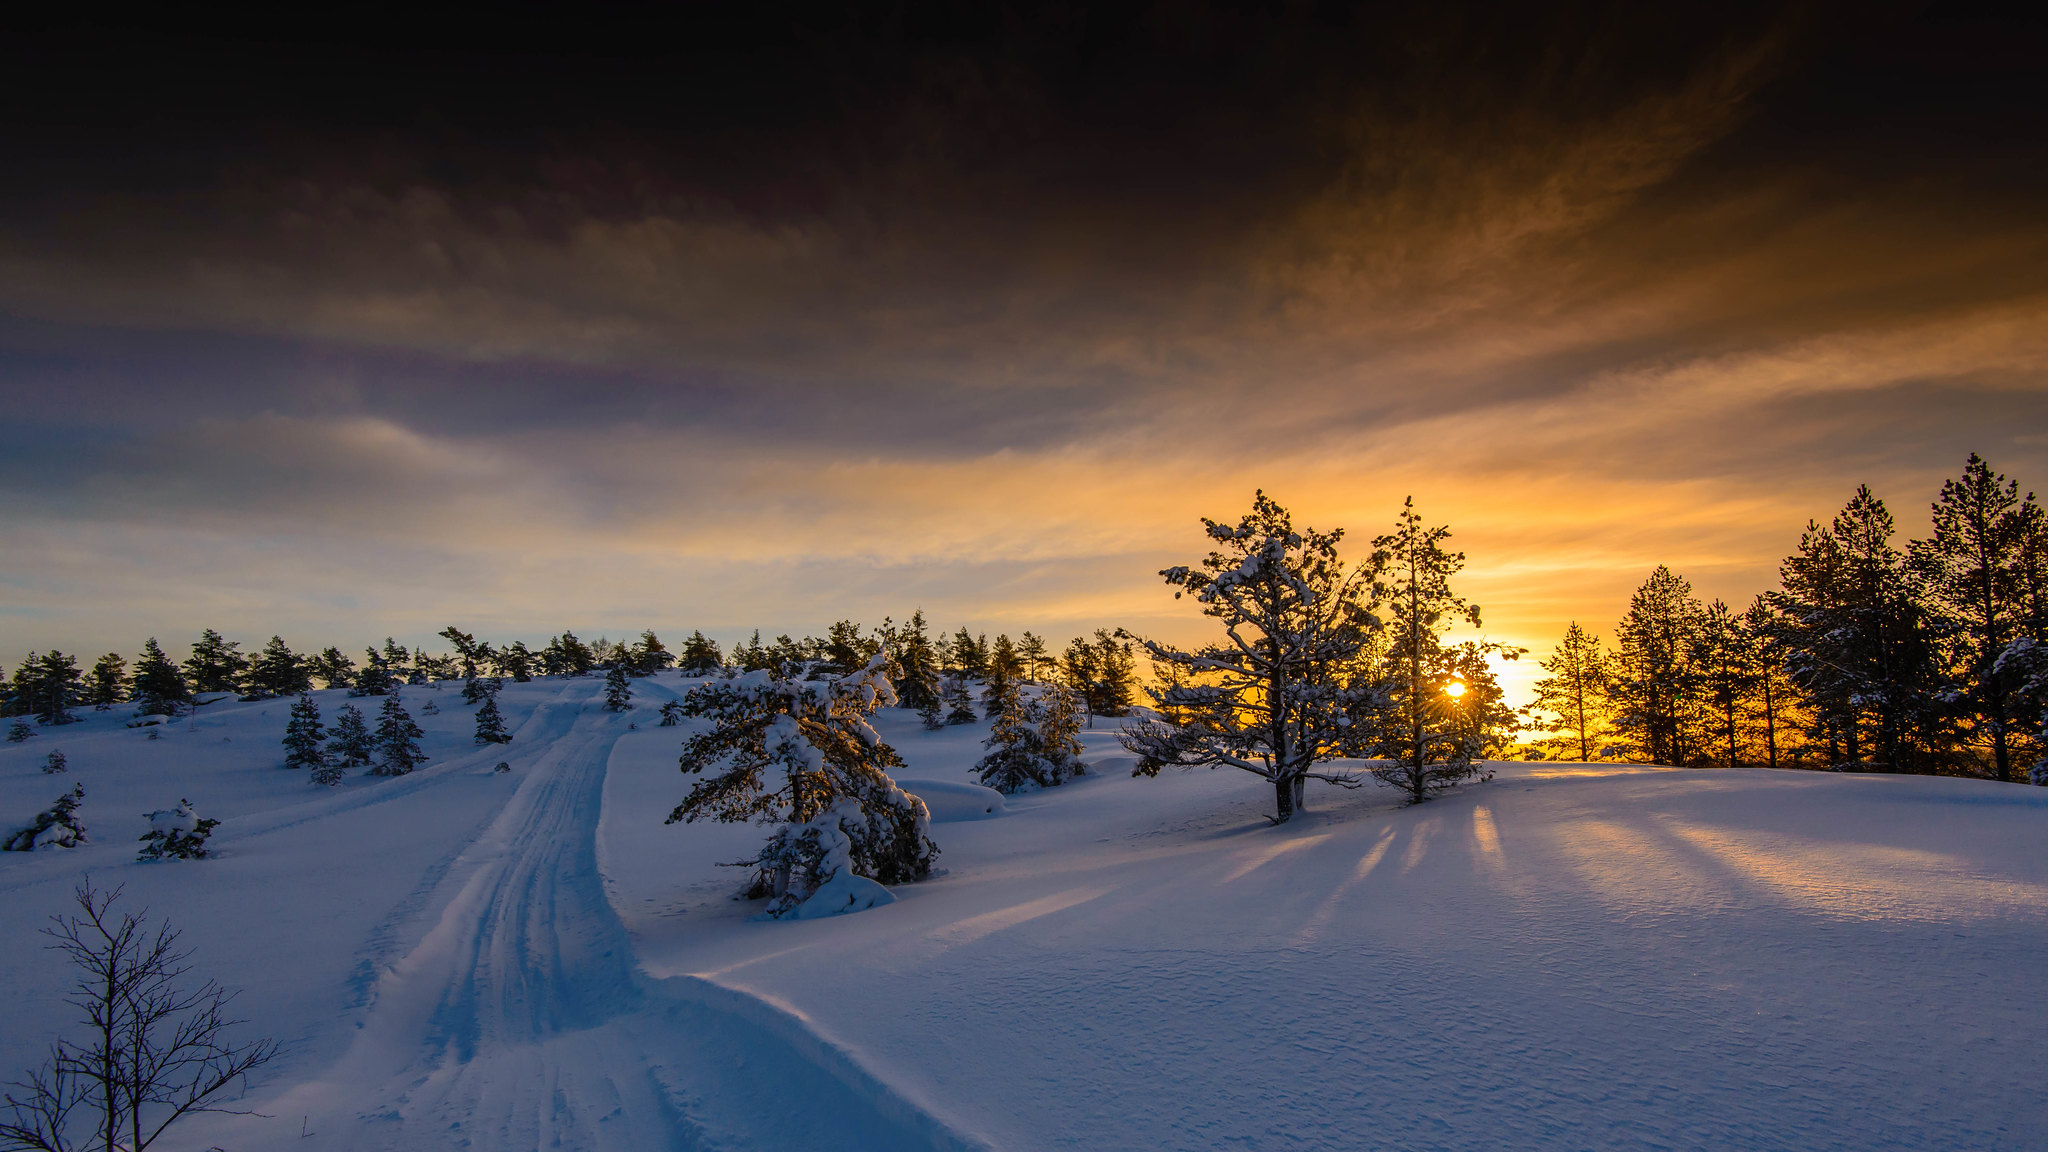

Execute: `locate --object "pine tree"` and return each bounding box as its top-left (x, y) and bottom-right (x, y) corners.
top-left (371, 695), bottom-right (427, 776)
top-left (1016, 632), bottom-right (1051, 681)
top-left (1612, 566), bottom-right (1707, 765)
top-left (1359, 497), bottom-right (1516, 802)
top-left (603, 662), bottom-right (633, 712)
top-left (982, 635), bottom-right (1019, 719)
top-left (85, 653), bottom-right (129, 711)
top-left (892, 611), bottom-right (944, 718)
top-left (1529, 622), bottom-right (1612, 762)
top-left (246, 636), bottom-right (311, 698)
top-left (325, 703), bottom-right (373, 768)
top-left (950, 629), bottom-right (990, 680)
top-left (679, 631), bottom-right (724, 675)
top-left (349, 647), bottom-right (396, 697)
top-left (632, 630), bottom-right (676, 675)
top-left (1693, 599), bottom-right (1758, 768)
top-left (439, 626), bottom-right (483, 680)
top-left (137, 800), bottom-right (219, 860)
top-left (1911, 454), bottom-right (2038, 780)
top-left (544, 631), bottom-right (596, 677)
top-left (43, 749), bottom-right (67, 774)
top-left (6, 719), bottom-right (32, 742)
top-left (282, 691), bottom-right (326, 772)
top-left (1742, 597), bottom-right (1796, 770)
top-left (131, 639), bottom-right (191, 717)
top-left (308, 646), bottom-right (356, 691)
top-left (823, 621), bottom-right (876, 674)
top-left (1121, 491), bottom-right (1384, 821)
top-left (658, 699), bottom-right (685, 727)
top-left (182, 629), bottom-right (247, 695)
top-left (942, 675), bottom-right (979, 726)
top-left (975, 685), bottom-right (1052, 794)
top-left (498, 640), bottom-right (535, 682)
top-left (667, 655), bottom-right (935, 916)
top-left (3, 784), bottom-right (86, 851)
top-left (474, 694), bottom-right (511, 744)
top-left (19, 651), bottom-right (83, 726)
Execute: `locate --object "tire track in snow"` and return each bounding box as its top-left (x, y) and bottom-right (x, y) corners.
top-left (222, 676), bottom-right (993, 1152)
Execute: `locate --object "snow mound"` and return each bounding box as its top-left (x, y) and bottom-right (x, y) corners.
top-left (897, 778), bottom-right (1005, 822)
top-left (793, 869), bottom-right (897, 919)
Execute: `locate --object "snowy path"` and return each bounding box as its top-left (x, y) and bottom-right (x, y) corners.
top-left (207, 678), bottom-right (984, 1152)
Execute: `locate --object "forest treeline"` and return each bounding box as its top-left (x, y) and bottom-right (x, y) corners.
top-left (1528, 454), bottom-right (2048, 783)
top-left (0, 616), bottom-right (1142, 732)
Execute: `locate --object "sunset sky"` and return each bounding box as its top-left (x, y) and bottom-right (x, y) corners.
top-left (3, 4), bottom-right (2044, 704)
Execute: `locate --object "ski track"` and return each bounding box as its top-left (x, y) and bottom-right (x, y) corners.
top-left (218, 676), bottom-right (981, 1152)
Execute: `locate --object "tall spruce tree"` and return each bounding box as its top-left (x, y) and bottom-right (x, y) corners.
top-left (1120, 491), bottom-right (1383, 821)
top-left (308, 646), bottom-right (356, 691)
top-left (1361, 497), bottom-right (1512, 802)
top-left (1612, 566), bottom-right (1706, 765)
top-left (371, 695), bottom-right (427, 776)
top-left (1911, 455), bottom-right (2038, 781)
top-left (892, 611), bottom-right (944, 718)
top-left (1741, 597), bottom-right (1796, 769)
top-left (85, 653), bottom-right (129, 711)
top-left (349, 647), bottom-right (397, 697)
top-left (132, 639), bottom-right (192, 717)
top-left (18, 651), bottom-right (83, 726)
top-left (1530, 622), bottom-right (1612, 762)
top-left (678, 631), bottom-right (724, 675)
top-left (282, 692), bottom-right (326, 772)
top-left (982, 635), bottom-right (1020, 719)
top-left (497, 640), bottom-right (536, 682)
top-left (1693, 599), bottom-right (1758, 768)
top-left (942, 675), bottom-right (979, 726)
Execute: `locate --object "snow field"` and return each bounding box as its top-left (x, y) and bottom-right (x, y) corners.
top-left (6, 677), bottom-right (2047, 1150)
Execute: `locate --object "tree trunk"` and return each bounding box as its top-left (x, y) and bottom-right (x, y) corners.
top-left (1290, 773), bottom-right (1307, 813)
top-left (1273, 775), bottom-right (1295, 823)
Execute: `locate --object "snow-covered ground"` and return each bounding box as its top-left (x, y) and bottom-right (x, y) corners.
top-left (4, 676), bottom-right (2046, 1150)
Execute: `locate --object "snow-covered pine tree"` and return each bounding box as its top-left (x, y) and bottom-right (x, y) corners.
top-left (132, 635), bottom-right (192, 709)
top-left (474, 694), bottom-right (511, 744)
top-left (658, 699), bottom-right (684, 726)
top-left (137, 800), bottom-right (218, 860)
top-left (460, 674), bottom-right (487, 704)
top-left (308, 646), bottom-right (356, 691)
top-left (420, 698), bottom-right (439, 715)
top-left (603, 662), bottom-right (633, 712)
top-left (283, 691), bottom-right (325, 771)
top-left (975, 685), bottom-right (1050, 794)
top-left (371, 694), bottom-right (427, 776)
top-left (3, 784), bottom-right (86, 850)
top-left (85, 652), bottom-right (129, 710)
top-left (1530, 622), bottom-right (1613, 762)
top-left (181, 629), bottom-right (247, 695)
top-left (666, 655), bottom-right (936, 917)
top-left (43, 749), bottom-right (67, 774)
top-left (7, 719), bottom-right (31, 742)
top-left (246, 635), bottom-right (311, 698)
top-left (1120, 491), bottom-right (1383, 821)
top-left (1039, 684), bottom-right (1086, 776)
top-left (1362, 497), bottom-right (1520, 802)
top-left (942, 675), bottom-right (978, 726)
top-left (326, 703), bottom-right (373, 768)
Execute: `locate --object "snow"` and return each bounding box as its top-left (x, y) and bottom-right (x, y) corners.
top-left (4, 679), bottom-right (2047, 1150)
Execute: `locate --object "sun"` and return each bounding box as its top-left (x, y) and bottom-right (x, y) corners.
top-left (1444, 680), bottom-right (1467, 699)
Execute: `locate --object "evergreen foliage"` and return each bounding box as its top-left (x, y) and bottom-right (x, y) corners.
top-left (43, 749), bottom-right (68, 774)
top-left (137, 800), bottom-right (219, 860)
top-left (1120, 492), bottom-right (1383, 821)
top-left (181, 630), bottom-right (247, 695)
top-left (131, 638), bottom-right (192, 717)
top-left (348, 647), bottom-right (397, 697)
top-left (542, 631), bottom-right (596, 677)
top-left (891, 611), bottom-right (945, 719)
top-left (1063, 630), bottom-right (1138, 718)
top-left (3, 784), bottom-right (86, 851)
top-left (1911, 454), bottom-right (2041, 781)
top-left (1016, 632), bottom-right (1052, 680)
top-left (1360, 497), bottom-right (1519, 803)
top-left (370, 695), bottom-right (427, 776)
top-left (1529, 622), bottom-right (1612, 761)
top-left (630, 630), bottom-right (676, 675)
top-left (245, 635), bottom-right (311, 698)
top-left (666, 656), bottom-right (937, 916)
top-left (439, 626), bottom-right (483, 681)
top-left (976, 685), bottom-right (1086, 794)
top-left (308, 646), bottom-right (356, 691)
top-left (982, 635), bottom-right (1019, 719)
top-left (325, 703), bottom-right (373, 768)
top-left (7, 719), bottom-right (32, 742)
top-left (474, 694), bottom-right (511, 744)
top-left (678, 631), bottom-right (724, 675)
top-left (11, 650), bottom-right (83, 725)
top-left (603, 662), bottom-right (633, 712)
top-left (948, 629), bottom-right (990, 679)
top-left (1612, 566), bottom-right (1707, 765)
top-left (497, 640), bottom-right (535, 682)
top-left (658, 699), bottom-right (684, 726)
top-left (942, 676), bottom-right (979, 726)
top-left (85, 652), bottom-right (129, 711)
top-left (283, 692), bottom-right (326, 772)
